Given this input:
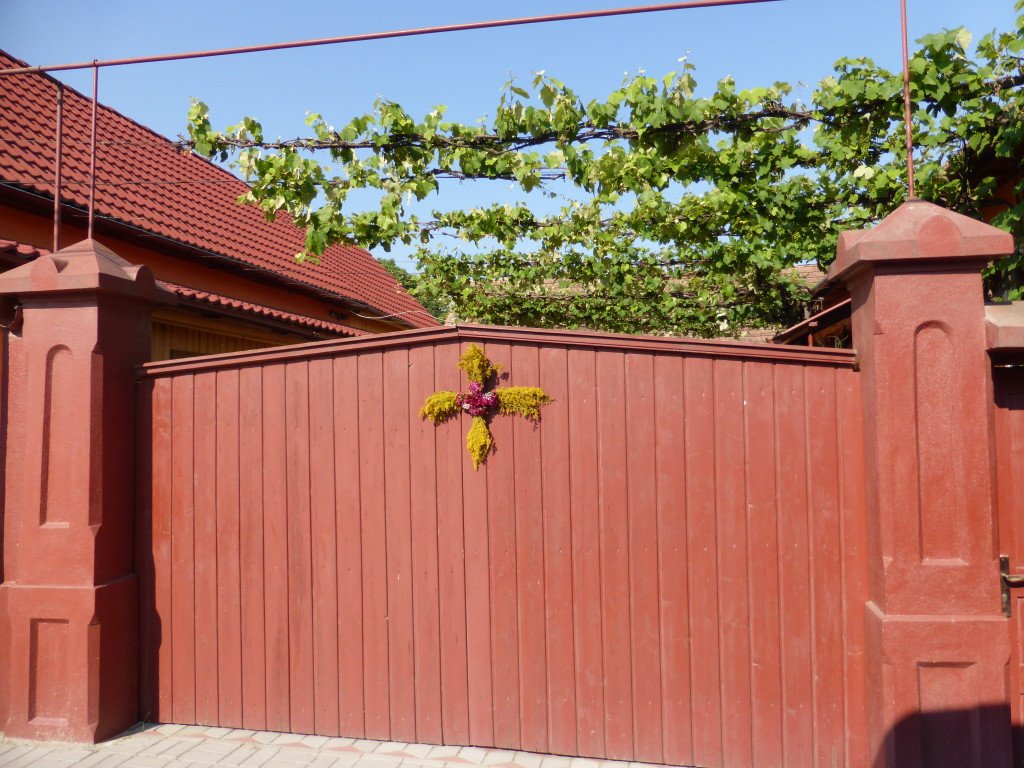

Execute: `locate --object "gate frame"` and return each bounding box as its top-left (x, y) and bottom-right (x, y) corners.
top-left (0, 203), bottom-right (1018, 768)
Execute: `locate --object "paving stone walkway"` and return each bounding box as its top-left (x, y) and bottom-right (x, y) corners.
top-left (0, 725), bottom-right (679, 768)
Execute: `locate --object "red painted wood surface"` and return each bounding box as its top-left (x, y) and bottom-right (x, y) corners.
top-left (138, 329), bottom-right (867, 766)
top-left (994, 366), bottom-right (1024, 763)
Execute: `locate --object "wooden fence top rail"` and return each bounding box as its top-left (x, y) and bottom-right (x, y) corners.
top-left (138, 323), bottom-right (858, 377)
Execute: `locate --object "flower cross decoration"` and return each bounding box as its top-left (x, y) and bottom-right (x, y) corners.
top-left (420, 343), bottom-right (553, 469)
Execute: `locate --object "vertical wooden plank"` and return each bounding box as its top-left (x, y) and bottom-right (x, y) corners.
top-left (216, 368), bottom-right (243, 727)
top-left (285, 361), bottom-right (315, 734)
top-left (170, 374), bottom-right (196, 725)
top-left (653, 355), bottom-right (692, 766)
top-left (359, 352), bottom-right (391, 740)
top-left (309, 358), bottom-right (340, 736)
top-left (135, 379), bottom-right (156, 719)
top-left (150, 377), bottom-right (174, 722)
top-left (773, 363), bottom-right (813, 767)
top-left (714, 359), bottom-right (753, 768)
top-left (238, 366), bottom-right (267, 731)
top-left (624, 353), bottom-right (662, 764)
top-left (511, 345), bottom-right (546, 753)
top-left (193, 371), bottom-right (219, 725)
top-left (568, 348), bottom-right (604, 757)
top-left (334, 354), bottom-right (365, 736)
top-left (434, 342), bottom-right (470, 745)
top-left (805, 365), bottom-right (845, 767)
top-left (263, 363), bottom-right (291, 732)
top-left (836, 370), bottom-right (869, 768)
top-left (463, 349), bottom-right (494, 747)
top-left (596, 350), bottom-right (633, 761)
top-left (683, 356), bottom-right (722, 767)
top-left (539, 346), bottom-right (576, 757)
top-left (409, 345), bottom-right (443, 744)
top-left (384, 348), bottom-right (417, 741)
top-left (485, 343), bottom-right (521, 751)
top-left (743, 363), bottom-right (783, 766)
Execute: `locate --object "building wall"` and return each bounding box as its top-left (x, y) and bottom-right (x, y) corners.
top-left (151, 308), bottom-right (310, 361)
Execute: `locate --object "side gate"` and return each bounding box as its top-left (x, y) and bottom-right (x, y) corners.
top-left (135, 326), bottom-right (869, 768)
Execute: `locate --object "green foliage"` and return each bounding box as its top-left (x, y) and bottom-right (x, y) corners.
top-left (456, 343), bottom-right (501, 385)
top-left (465, 415), bottom-right (493, 470)
top-left (186, 3), bottom-right (1024, 332)
top-left (377, 256), bottom-right (449, 320)
top-left (496, 386), bottom-right (554, 420)
top-left (419, 390), bottom-right (459, 424)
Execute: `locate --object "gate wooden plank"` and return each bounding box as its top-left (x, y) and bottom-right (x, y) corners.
top-left (683, 357), bottom-right (723, 767)
top-left (409, 345), bottom-right (442, 745)
top-left (539, 346), bottom-right (576, 758)
top-left (215, 368), bottom-right (243, 727)
top-left (743, 362), bottom-right (783, 767)
top-left (653, 355), bottom-right (692, 766)
top-left (333, 355), bottom-right (365, 736)
top-left (148, 378), bottom-right (174, 723)
top-left (170, 374), bottom-right (196, 725)
top-left (137, 381), bottom-right (156, 717)
top-left (309, 358), bottom-right (340, 736)
top-left (485, 342), bottom-right (522, 750)
top-left (384, 348), bottom-right (416, 741)
top-left (836, 370), bottom-right (869, 768)
top-left (773, 363), bottom-right (813, 767)
top-left (433, 342), bottom-right (470, 745)
top-left (567, 348), bottom-right (604, 757)
top-left (624, 353), bottom-right (663, 764)
top-left (285, 362), bottom-right (315, 734)
top-left (806, 366), bottom-right (844, 767)
top-left (714, 359), bottom-right (753, 768)
top-left (596, 350), bottom-right (633, 761)
top-left (463, 349), bottom-right (494, 747)
top-left (262, 363), bottom-right (291, 732)
top-left (193, 372), bottom-right (220, 725)
top-left (359, 352), bottom-right (391, 740)
top-left (511, 344), bottom-right (546, 753)
top-left (238, 366), bottom-right (267, 731)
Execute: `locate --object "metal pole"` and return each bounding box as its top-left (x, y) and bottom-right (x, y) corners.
top-left (53, 82), bottom-right (64, 252)
top-left (900, 0), bottom-right (916, 199)
top-left (0, 0), bottom-right (780, 76)
top-left (87, 62), bottom-right (98, 239)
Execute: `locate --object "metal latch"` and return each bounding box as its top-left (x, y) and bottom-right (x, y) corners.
top-left (1000, 555), bottom-right (1024, 617)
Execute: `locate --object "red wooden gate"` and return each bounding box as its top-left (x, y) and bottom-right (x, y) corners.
top-left (136, 325), bottom-right (868, 768)
top-left (993, 364), bottom-right (1024, 762)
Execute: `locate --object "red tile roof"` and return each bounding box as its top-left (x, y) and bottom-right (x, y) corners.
top-left (163, 282), bottom-right (367, 337)
top-left (0, 50), bottom-right (437, 328)
top-left (0, 237), bottom-right (49, 261)
top-left (0, 236), bottom-right (366, 336)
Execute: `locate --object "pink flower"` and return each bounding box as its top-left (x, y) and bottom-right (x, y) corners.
top-left (456, 383), bottom-right (498, 417)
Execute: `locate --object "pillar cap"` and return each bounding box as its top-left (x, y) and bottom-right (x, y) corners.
top-left (827, 200), bottom-right (1014, 285)
top-left (0, 238), bottom-right (171, 303)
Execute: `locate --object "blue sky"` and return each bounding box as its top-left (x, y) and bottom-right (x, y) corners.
top-left (2, 1), bottom-right (1019, 266)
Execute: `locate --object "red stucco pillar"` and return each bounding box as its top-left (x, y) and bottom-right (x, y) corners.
top-left (828, 200), bottom-right (1015, 767)
top-left (0, 239), bottom-right (168, 742)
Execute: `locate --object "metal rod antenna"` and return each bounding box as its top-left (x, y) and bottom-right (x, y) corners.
top-left (0, 0), bottom-right (780, 76)
top-left (87, 63), bottom-right (98, 239)
top-left (53, 82), bottom-right (64, 252)
top-left (900, 0), bottom-right (916, 199)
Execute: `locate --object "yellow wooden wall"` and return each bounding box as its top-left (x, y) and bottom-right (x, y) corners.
top-left (151, 308), bottom-right (311, 361)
